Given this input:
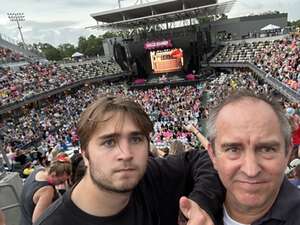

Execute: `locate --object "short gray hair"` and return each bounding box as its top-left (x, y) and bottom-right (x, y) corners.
top-left (207, 89), bottom-right (292, 154)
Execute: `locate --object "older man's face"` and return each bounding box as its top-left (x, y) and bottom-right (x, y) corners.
top-left (209, 99), bottom-right (290, 214)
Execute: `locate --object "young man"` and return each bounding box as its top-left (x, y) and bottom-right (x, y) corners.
top-left (34, 95), bottom-right (224, 225)
top-left (20, 153), bottom-right (71, 225)
top-left (204, 90), bottom-right (300, 225)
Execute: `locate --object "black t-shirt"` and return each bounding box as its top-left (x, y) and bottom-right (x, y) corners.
top-left (34, 150), bottom-right (225, 225)
top-left (15, 154), bottom-right (27, 165)
top-left (34, 187), bottom-right (155, 225)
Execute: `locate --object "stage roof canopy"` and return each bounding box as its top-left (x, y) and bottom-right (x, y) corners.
top-left (89, 0), bottom-right (235, 29)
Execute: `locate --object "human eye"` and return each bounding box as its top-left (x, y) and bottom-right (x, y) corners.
top-left (129, 135), bottom-right (145, 144)
top-left (102, 138), bottom-right (116, 148)
top-left (224, 146), bottom-right (240, 153)
top-left (223, 145), bottom-right (241, 159)
top-left (258, 146), bottom-right (278, 158)
top-left (260, 147), bottom-right (276, 153)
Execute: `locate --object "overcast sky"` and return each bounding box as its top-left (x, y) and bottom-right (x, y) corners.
top-left (0, 0), bottom-right (299, 47)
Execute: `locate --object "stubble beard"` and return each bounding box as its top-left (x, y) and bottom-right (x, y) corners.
top-left (89, 164), bottom-right (141, 194)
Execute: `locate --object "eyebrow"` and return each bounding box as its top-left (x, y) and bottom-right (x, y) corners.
top-left (254, 141), bottom-right (281, 149)
top-left (220, 141), bottom-right (281, 149)
top-left (220, 143), bottom-right (242, 148)
top-left (97, 131), bottom-right (145, 140)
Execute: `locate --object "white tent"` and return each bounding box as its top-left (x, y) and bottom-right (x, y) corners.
top-left (260, 24), bottom-right (281, 31)
top-left (71, 52), bottom-right (84, 58)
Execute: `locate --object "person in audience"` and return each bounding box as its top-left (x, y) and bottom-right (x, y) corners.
top-left (14, 149), bottom-right (28, 166)
top-left (70, 152), bottom-right (86, 186)
top-left (22, 162), bottom-right (34, 178)
top-left (34, 95), bottom-right (225, 225)
top-left (20, 153), bottom-right (72, 225)
top-left (169, 140), bottom-right (185, 155)
top-left (184, 123), bottom-right (209, 150)
top-left (289, 163), bottom-right (300, 189)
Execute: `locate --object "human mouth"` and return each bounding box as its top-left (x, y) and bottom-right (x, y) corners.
top-left (238, 180), bottom-right (267, 185)
top-left (237, 180), bottom-right (268, 190)
top-left (115, 168), bottom-right (136, 173)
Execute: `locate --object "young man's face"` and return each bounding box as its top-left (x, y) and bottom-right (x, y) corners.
top-left (83, 112), bottom-right (149, 193)
top-left (208, 99), bottom-right (291, 214)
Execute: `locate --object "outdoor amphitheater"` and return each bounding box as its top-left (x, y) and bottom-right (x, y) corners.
top-left (1, 0), bottom-right (300, 225)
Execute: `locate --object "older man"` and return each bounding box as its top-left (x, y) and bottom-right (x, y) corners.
top-left (205, 90), bottom-right (300, 225)
top-left (34, 95), bottom-right (224, 225)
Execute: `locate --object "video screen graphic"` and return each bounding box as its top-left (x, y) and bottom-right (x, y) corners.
top-left (150, 48), bottom-right (184, 74)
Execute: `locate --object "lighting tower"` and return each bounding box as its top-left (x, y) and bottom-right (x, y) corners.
top-left (7, 12), bottom-right (26, 46)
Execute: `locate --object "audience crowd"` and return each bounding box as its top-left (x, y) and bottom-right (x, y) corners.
top-left (0, 58), bottom-right (122, 107)
top-left (1, 83), bottom-right (207, 168)
top-left (3, 67), bottom-right (300, 171)
top-left (0, 39), bottom-right (299, 179)
top-left (211, 34), bottom-right (300, 91)
top-left (0, 47), bottom-right (24, 64)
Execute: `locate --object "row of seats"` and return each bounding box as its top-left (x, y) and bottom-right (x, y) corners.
top-left (210, 34), bottom-right (300, 92)
top-left (0, 47), bottom-right (24, 64)
top-left (0, 58), bottom-right (122, 107)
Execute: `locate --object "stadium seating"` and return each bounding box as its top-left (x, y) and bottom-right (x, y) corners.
top-left (210, 34), bottom-right (300, 92)
top-left (0, 58), bottom-right (122, 107)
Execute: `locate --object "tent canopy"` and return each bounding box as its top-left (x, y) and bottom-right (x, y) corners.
top-left (71, 52), bottom-right (84, 58)
top-left (260, 24), bottom-right (281, 31)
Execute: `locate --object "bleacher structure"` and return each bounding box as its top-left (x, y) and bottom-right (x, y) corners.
top-left (89, 0), bottom-right (235, 30)
top-left (0, 34), bottom-right (44, 62)
top-left (87, 0), bottom-right (237, 76)
top-left (209, 36), bottom-right (300, 103)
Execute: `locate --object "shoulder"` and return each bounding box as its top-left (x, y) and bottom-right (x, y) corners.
top-left (284, 201), bottom-right (300, 224)
top-left (33, 197), bottom-right (66, 225)
top-left (33, 185), bottom-right (55, 201)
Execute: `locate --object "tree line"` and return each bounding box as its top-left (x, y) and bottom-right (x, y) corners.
top-left (27, 31), bottom-right (123, 61)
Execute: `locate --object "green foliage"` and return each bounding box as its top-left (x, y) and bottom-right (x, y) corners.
top-left (37, 31), bottom-right (127, 60)
top-left (288, 19), bottom-right (300, 28)
top-left (57, 43), bottom-right (76, 58)
top-left (39, 43), bottom-right (63, 61)
top-left (85, 34), bottom-right (104, 56)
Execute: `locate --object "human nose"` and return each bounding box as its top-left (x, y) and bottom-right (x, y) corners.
top-left (240, 151), bottom-right (261, 177)
top-left (116, 138), bottom-right (134, 161)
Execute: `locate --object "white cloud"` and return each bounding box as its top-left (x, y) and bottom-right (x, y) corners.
top-left (0, 0), bottom-right (299, 46)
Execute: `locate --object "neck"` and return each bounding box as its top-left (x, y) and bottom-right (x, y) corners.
top-left (71, 176), bottom-right (131, 217)
top-left (224, 198), bottom-right (272, 224)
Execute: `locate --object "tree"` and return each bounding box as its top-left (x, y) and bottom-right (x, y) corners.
top-left (288, 19), bottom-right (300, 28)
top-left (57, 43), bottom-right (76, 58)
top-left (78, 36), bottom-right (88, 54)
top-left (39, 43), bottom-right (62, 61)
top-left (79, 35), bottom-right (104, 57)
top-left (102, 31), bottom-right (119, 39)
